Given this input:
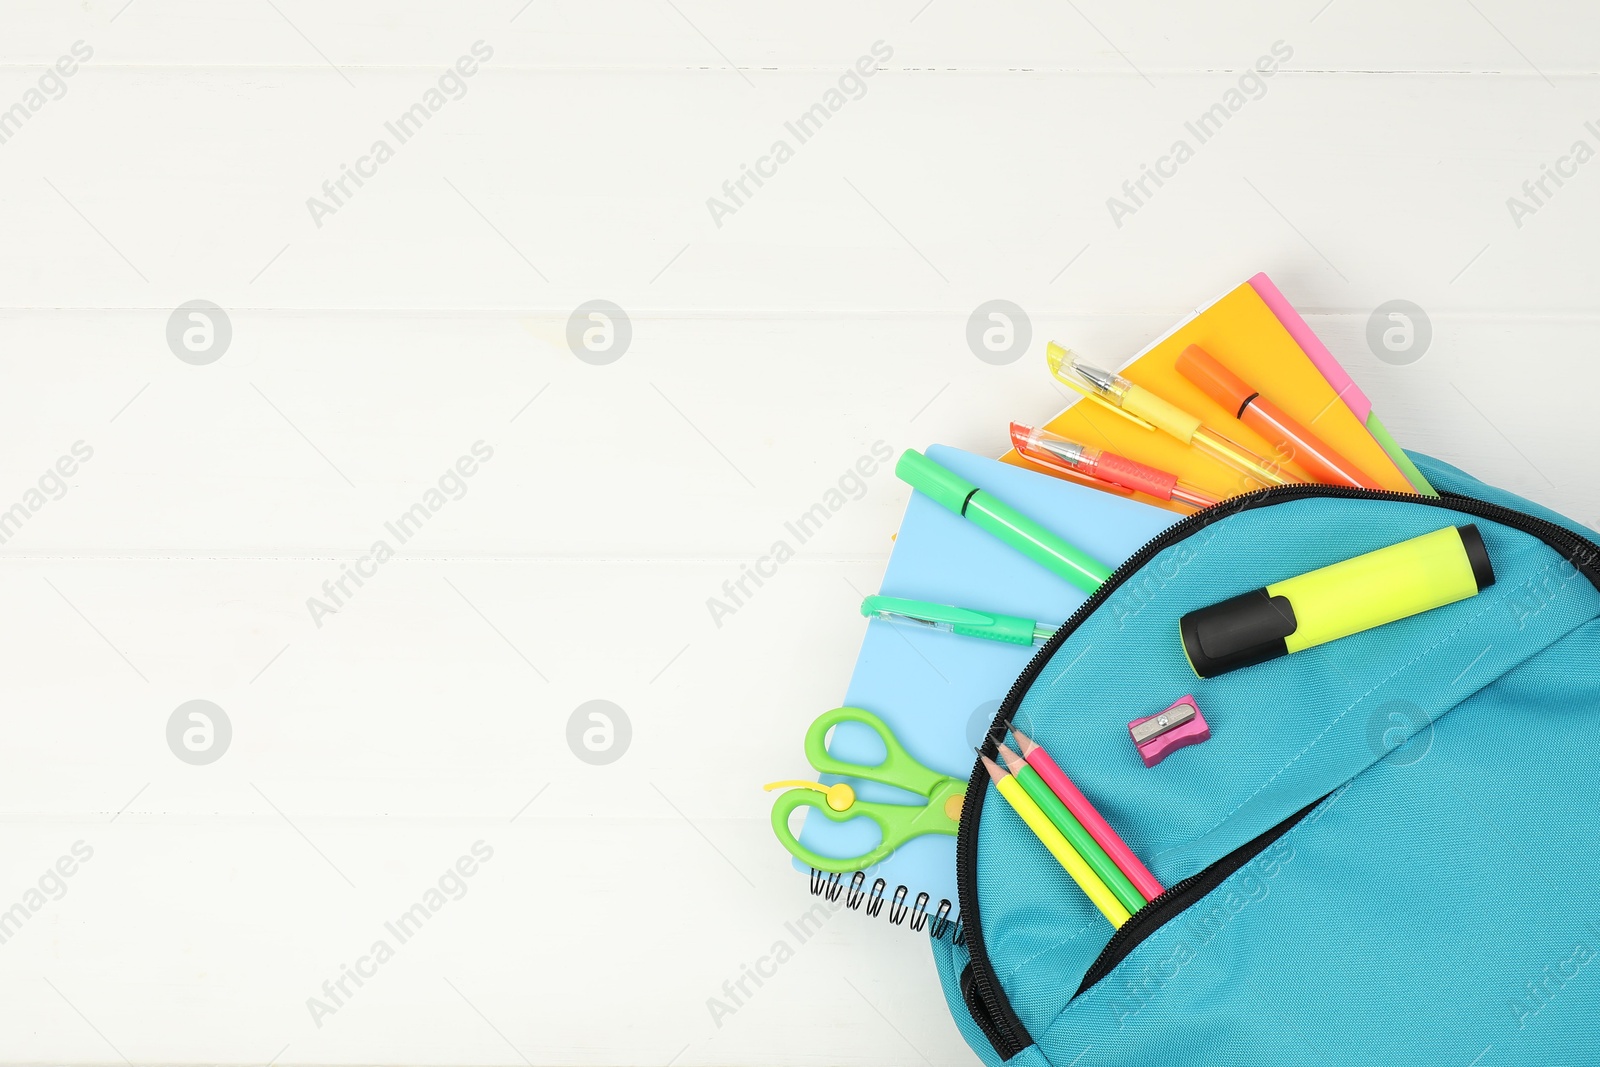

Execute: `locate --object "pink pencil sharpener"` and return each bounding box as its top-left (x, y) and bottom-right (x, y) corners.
top-left (1129, 696), bottom-right (1209, 768)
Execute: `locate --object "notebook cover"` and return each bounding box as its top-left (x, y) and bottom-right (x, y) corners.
top-left (1003, 280), bottom-right (1417, 511)
top-left (1246, 272), bottom-right (1435, 495)
top-left (792, 445), bottom-right (1173, 925)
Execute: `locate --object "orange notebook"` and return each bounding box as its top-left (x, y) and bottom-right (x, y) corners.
top-left (1004, 281), bottom-right (1415, 513)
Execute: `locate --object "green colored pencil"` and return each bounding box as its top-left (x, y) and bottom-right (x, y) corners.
top-left (998, 742), bottom-right (1146, 915)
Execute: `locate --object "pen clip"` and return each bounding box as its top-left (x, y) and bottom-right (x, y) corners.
top-left (1050, 367), bottom-right (1157, 432)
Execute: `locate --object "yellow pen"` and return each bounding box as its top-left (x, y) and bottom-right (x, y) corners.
top-left (983, 755), bottom-right (1131, 928)
top-left (1046, 343), bottom-right (1295, 489)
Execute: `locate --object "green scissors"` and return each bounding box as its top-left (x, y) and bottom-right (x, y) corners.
top-left (764, 706), bottom-right (966, 873)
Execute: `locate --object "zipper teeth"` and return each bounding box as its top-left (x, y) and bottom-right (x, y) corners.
top-left (953, 482), bottom-right (1600, 1059)
top-left (959, 966), bottom-right (1012, 1052)
top-left (1074, 794), bottom-right (1324, 995)
top-left (1078, 872), bottom-right (1196, 978)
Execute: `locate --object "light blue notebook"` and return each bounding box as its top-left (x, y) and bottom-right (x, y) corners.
top-left (794, 445), bottom-right (1174, 929)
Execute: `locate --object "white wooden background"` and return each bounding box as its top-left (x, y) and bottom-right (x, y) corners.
top-left (1, 1), bottom-right (1597, 1063)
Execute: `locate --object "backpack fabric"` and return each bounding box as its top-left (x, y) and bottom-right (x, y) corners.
top-left (931, 453), bottom-right (1600, 1065)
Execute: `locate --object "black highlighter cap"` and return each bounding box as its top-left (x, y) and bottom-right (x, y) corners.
top-left (1456, 524), bottom-right (1496, 591)
top-left (1180, 587), bottom-right (1299, 679)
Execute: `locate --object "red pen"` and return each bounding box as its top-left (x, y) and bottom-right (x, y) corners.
top-left (1010, 422), bottom-right (1218, 511)
top-left (1175, 344), bottom-right (1384, 491)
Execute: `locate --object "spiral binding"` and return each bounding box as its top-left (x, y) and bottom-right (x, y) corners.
top-left (808, 868), bottom-right (961, 942)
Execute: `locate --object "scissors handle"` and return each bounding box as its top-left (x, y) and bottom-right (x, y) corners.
top-left (768, 780), bottom-right (964, 873)
top-left (805, 706), bottom-right (945, 797)
top-left (767, 707), bottom-right (965, 873)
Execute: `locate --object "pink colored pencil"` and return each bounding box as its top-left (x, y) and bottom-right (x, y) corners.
top-left (1010, 727), bottom-right (1164, 901)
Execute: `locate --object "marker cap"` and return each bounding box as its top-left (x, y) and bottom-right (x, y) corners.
top-left (895, 449), bottom-right (977, 515)
top-left (1180, 588), bottom-right (1299, 678)
top-left (1458, 523), bottom-right (1496, 591)
top-left (1175, 344), bottom-right (1255, 417)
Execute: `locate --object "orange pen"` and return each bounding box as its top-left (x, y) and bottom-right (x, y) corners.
top-left (1175, 345), bottom-right (1384, 490)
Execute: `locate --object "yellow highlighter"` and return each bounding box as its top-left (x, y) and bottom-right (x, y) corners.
top-left (1181, 525), bottom-right (1496, 678)
top-left (984, 755), bottom-right (1131, 928)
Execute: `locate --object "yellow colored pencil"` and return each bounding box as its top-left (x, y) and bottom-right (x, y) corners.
top-left (983, 755), bottom-right (1131, 928)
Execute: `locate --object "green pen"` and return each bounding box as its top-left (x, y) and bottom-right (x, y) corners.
top-left (894, 449), bottom-right (1113, 595)
top-left (861, 595), bottom-right (1057, 646)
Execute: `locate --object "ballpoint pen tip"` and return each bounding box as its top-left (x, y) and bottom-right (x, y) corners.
top-left (1071, 359), bottom-right (1116, 391)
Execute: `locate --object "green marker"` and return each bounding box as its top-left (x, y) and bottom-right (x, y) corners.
top-left (861, 595), bottom-right (1056, 646)
top-left (894, 449), bottom-right (1113, 595)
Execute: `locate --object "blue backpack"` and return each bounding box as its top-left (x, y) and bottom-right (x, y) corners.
top-left (930, 454), bottom-right (1600, 1065)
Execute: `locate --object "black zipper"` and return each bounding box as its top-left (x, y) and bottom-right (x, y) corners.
top-left (959, 963), bottom-right (1015, 1054)
top-left (1073, 793), bottom-right (1326, 996)
top-left (954, 482), bottom-right (1600, 1060)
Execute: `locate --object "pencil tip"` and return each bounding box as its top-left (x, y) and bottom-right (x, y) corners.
top-left (996, 742), bottom-right (1024, 772)
top-left (980, 754), bottom-right (1007, 783)
top-left (1010, 727), bottom-right (1035, 754)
